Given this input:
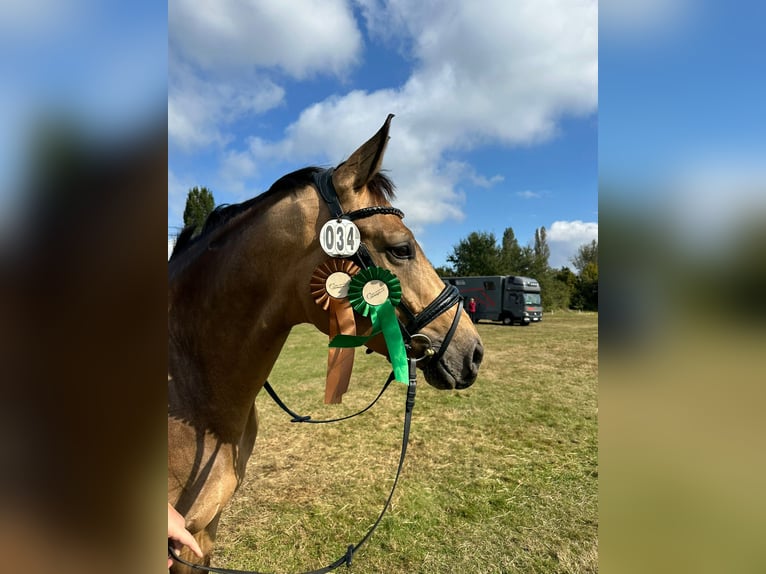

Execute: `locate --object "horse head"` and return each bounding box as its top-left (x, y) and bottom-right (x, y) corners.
top-left (305, 115), bottom-right (483, 390)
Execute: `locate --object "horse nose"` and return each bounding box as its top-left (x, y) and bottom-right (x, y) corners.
top-left (458, 339), bottom-right (483, 388)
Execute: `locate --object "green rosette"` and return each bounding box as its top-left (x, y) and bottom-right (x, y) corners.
top-left (329, 266), bottom-right (409, 384)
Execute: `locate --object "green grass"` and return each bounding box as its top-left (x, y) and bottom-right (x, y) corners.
top-left (214, 312), bottom-right (598, 573)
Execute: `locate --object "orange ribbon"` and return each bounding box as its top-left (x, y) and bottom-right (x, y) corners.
top-left (310, 259), bottom-right (360, 403)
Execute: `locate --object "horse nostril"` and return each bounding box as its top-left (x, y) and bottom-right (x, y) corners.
top-left (472, 342), bottom-right (484, 371)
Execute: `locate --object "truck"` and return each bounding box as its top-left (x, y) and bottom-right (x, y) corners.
top-left (442, 275), bottom-right (543, 326)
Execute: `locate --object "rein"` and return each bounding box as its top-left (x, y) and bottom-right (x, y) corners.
top-left (262, 374), bottom-right (395, 424)
top-left (169, 362), bottom-right (418, 574)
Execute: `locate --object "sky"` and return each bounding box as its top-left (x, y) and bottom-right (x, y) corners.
top-left (2, 1), bottom-right (762, 270)
top-left (168, 0), bottom-right (598, 269)
top-left (0, 0), bottom-right (166, 239)
top-left (600, 0), bottom-right (766, 255)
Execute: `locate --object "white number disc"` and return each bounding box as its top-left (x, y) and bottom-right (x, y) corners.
top-left (319, 219), bottom-right (360, 257)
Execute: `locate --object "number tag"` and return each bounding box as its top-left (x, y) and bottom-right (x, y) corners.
top-left (319, 218), bottom-right (360, 257)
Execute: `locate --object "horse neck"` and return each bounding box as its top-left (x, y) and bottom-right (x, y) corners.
top-left (169, 188), bottom-right (325, 439)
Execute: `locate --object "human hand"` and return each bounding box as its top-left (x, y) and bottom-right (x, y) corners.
top-left (168, 503), bottom-right (203, 569)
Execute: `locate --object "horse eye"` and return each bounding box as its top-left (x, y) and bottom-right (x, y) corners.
top-left (388, 243), bottom-right (413, 260)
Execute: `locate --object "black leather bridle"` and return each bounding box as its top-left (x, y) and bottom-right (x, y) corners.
top-left (312, 168), bottom-right (464, 364)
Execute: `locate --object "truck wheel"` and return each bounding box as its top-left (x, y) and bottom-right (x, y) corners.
top-left (502, 316), bottom-right (512, 326)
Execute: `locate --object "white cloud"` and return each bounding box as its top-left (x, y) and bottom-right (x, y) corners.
top-left (219, 149), bottom-right (259, 196)
top-left (547, 220), bottom-right (598, 269)
top-left (240, 0), bottom-right (596, 228)
top-left (169, 58), bottom-right (285, 150)
top-left (169, 0), bottom-right (361, 77)
top-left (168, 0), bottom-right (596, 233)
top-left (516, 190), bottom-right (544, 200)
top-left (168, 0), bottom-right (361, 150)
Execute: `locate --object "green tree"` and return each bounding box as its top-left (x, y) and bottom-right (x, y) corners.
top-left (446, 231), bottom-right (502, 276)
top-left (571, 240), bottom-right (598, 311)
top-left (542, 274), bottom-right (571, 310)
top-left (532, 226), bottom-right (551, 277)
top-left (499, 226), bottom-right (539, 275)
top-left (555, 266), bottom-right (578, 293)
top-left (183, 186), bottom-right (215, 235)
top-left (500, 227), bottom-right (522, 273)
top-left (572, 239), bottom-right (598, 275)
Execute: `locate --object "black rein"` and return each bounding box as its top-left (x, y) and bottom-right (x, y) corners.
top-left (169, 363), bottom-right (418, 574)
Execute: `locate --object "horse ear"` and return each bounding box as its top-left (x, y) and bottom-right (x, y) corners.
top-left (333, 114), bottom-right (394, 194)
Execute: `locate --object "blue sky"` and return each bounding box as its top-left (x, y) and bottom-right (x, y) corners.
top-left (168, 0), bottom-right (598, 268)
top-left (3, 1), bottom-right (762, 270)
top-left (601, 0), bottom-right (766, 182)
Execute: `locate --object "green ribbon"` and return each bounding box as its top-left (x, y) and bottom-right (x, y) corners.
top-left (329, 266), bottom-right (409, 384)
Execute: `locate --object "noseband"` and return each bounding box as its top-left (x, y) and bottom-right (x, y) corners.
top-left (312, 168), bottom-right (463, 364)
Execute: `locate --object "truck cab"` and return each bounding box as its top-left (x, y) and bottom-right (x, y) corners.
top-left (504, 276), bottom-right (543, 325)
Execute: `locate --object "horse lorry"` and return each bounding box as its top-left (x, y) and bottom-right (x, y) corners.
top-left (443, 275), bottom-right (543, 325)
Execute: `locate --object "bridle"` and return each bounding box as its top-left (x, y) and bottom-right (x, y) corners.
top-left (312, 167), bottom-right (464, 364)
top-left (168, 168), bottom-right (464, 573)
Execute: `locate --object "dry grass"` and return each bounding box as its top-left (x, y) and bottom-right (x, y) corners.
top-left (214, 312), bottom-right (598, 573)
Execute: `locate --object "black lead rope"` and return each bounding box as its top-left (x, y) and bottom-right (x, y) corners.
top-left (262, 373), bottom-right (395, 424)
top-left (169, 361), bottom-right (418, 574)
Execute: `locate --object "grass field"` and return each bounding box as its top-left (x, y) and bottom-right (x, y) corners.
top-left (213, 312), bottom-right (598, 573)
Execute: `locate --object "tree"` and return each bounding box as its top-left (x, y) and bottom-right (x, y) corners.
top-left (570, 240), bottom-right (598, 311)
top-left (500, 227), bottom-right (522, 273)
top-left (446, 231), bottom-right (502, 276)
top-left (542, 274), bottom-right (572, 310)
top-left (532, 226), bottom-right (551, 277)
top-left (572, 239), bottom-right (598, 275)
top-left (183, 186), bottom-right (215, 235)
top-left (555, 266), bottom-right (578, 292)
top-left (498, 227), bottom-right (537, 275)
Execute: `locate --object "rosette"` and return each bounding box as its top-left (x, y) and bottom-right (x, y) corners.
top-left (310, 259), bottom-right (360, 403)
top-left (329, 266), bottom-right (408, 384)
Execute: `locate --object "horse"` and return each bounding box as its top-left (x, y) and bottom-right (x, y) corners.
top-left (168, 115), bottom-right (484, 572)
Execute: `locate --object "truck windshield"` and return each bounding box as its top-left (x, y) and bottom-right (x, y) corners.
top-left (524, 293), bottom-right (541, 305)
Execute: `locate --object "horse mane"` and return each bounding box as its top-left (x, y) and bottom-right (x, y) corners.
top-left (170, 167), bottom-right (396, 260)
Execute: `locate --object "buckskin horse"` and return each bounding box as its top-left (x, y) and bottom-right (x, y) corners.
top-left (168, 115), bottom-right (484, 572)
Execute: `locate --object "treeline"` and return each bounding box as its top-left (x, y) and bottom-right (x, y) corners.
top-left (433, 227), bottom-right (598, 311)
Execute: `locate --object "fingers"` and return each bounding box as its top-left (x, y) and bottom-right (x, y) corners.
top-left (168, 503), bottom-right (204, 559)
top-left (170, 527), bottom-right (203, 558)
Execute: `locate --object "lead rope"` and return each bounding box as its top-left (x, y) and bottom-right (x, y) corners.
top-left (168, 360), bottom-right (418, 574)
top-left (262, 373), bottom-right (395, 424)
